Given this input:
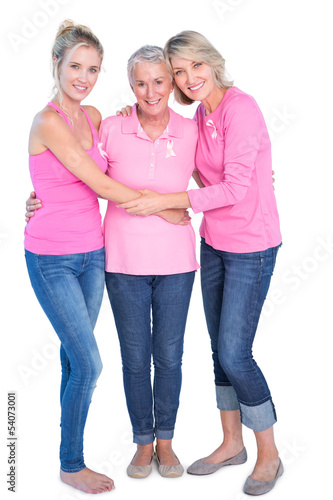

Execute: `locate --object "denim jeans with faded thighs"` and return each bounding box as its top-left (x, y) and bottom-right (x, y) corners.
top-left (105, 271), bottom-right (195, 444)
top-left (200, 238), bottom-right (281, 432)
top-left (25, 248), bottom-right (105, 472)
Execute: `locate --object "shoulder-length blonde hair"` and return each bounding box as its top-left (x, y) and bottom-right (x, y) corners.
top-left (164, 30), bottom-right (233, 105)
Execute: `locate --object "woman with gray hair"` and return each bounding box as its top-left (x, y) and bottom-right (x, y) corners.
top-left (119, 31), bottom-right (283, 496)
top-left (100, 44), bottom-right (199, 479)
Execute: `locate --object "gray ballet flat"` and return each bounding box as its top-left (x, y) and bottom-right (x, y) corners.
top-left (156, 452), bottom-right (184, 478)
top-left (127, 453), bottom-right (153, 478)
top-left (243, 459), bottom-right (284, 495)
top-left (187, 447), bottom-right (247, 475)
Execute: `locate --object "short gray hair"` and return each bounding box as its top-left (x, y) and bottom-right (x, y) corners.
top-left (127, 45), bottom-right (172, 85)
top-left (164, 30), bottom-right (233, 105)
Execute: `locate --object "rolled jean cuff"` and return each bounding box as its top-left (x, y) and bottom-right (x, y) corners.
top-left (216, 385), bottom-right (240, 411)
top-left (60, 464), bottom-right (86, 474)
top-left (155, 428), bottom-right (174, 441)
top-left (240, 399), bottom-right (277, 432)
top-left (133, 432), bottom-right (154, 445)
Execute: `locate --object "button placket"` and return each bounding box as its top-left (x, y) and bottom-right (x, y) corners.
top-left (148, 141), bottom-right (158, 179)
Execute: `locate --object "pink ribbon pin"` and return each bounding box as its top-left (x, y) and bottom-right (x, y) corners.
top-left (206, 119), bottom-right (217, 139)
top-left (166, 140), bottom-right (176, 158)
top-left (97, 143), bottom-right (108, 159)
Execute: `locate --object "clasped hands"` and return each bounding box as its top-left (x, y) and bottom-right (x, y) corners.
top-left (118, 189), bottom-right (190, 226)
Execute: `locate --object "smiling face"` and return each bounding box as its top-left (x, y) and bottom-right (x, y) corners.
top-left (131, 61), bottom-right (173, 119)
top-left (170, 56), bottom-right (217, 103)
top-left (57, 45), bottom-right (101, 103)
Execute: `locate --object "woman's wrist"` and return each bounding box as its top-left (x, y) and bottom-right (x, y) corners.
top-left (116, 190), bottom-right (191, 216)
top-left (162, 192), bottom-right (191, 210)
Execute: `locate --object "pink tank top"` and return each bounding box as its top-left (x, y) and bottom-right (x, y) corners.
top-left (24, 102), bottom-right (108, 255)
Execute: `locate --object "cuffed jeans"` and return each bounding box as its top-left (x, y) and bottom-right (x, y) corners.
top-left (200, 238), bottom-right (281, 432)
top-left (105, 271), bottom-right (195, 444)
top-left (25, 248), bottom-right (105, 472)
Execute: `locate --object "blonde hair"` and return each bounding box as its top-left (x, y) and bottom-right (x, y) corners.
top-left (164, 30), bottom-right (233, 105)
top-left (51, 20), bottom-right (104, 102)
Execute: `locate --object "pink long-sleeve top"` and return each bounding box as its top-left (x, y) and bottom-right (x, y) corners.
top-left (24, 103), bottom-right (107, 255)
top-left (100, 105), bottom-right (199, 275)
top-left (188, 87), bottom-right (282, 253)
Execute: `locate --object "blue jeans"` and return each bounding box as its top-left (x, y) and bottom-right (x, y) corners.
top-left (200, 238), bottom-right (281, 432)
top-left (105, 271), bottom-right (195, 444)
top-left (25, 248), bottom-right (105, 472)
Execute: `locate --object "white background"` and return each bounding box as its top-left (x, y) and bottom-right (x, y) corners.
top-left (1, 0), bottom-right (332, 499)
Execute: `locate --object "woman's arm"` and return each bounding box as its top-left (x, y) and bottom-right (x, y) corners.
top-left (25, 190), bottom-right (191, 225)
top-left (25, 109), bottom-right (192, 225)
top-left (31, 109), bottom-right (141, 203)
top-left (119, 95), bottom-right (270, 215)
top-left (118, 189), bottom-right (191, 216)
top-left (186, 95), bottom-right (268, 214)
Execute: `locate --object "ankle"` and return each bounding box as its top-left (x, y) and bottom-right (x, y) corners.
top-left (257, 448), bottom-right (279, 462)
top-left (222, 435), bottom-right (244, 449)
top-left (156, 439), bottom-right (173, 451)
top-left (138, 443), bottom-right (153, 453)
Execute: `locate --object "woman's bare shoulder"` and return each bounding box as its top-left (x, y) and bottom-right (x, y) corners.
top-left (82, 105), bottom-right (102, 131)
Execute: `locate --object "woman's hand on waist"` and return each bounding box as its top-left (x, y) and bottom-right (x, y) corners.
top-left (156, 209), bottom-right (191, 225)
top-left (25, 191), bottom-right (42, 222)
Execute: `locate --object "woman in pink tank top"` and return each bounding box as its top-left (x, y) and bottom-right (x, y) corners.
top-left (23, 20), bottom-right (161, 495)
top-left (25, 21), bottom-right (189, 495)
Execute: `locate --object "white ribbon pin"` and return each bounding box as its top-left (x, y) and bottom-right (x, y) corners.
top-left (166, 140), bottom-right (176, 158)
top-left (206, 119), bottom-right (217, 139)
top-left (97, 143), bottom-right (108, 159)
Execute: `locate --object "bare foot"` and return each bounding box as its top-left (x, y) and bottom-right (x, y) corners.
top-left (155, 439), bottom-right (179, 466)
top-left (200, 440), bottom-right (244, 464)
top-left (60, 467), bottom-right (115, 494)
top-left (131, 444), bottom-right (154, 466)
top-left (250, 455), bottom-right (280, 482)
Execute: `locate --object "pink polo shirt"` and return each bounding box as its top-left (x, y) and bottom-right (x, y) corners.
top-left (100, 105), bottom-right (199, 275)
top-left (188, 86), bottom-right (281, 253)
